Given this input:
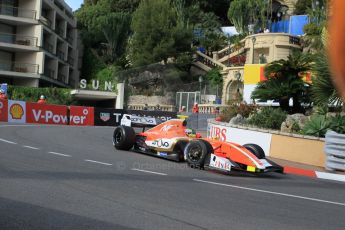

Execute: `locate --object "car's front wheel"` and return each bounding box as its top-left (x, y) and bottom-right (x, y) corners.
top-left (243, 143), bottom-right (265, 159)
top-left (113, 126), bottom-right (136, 150)
top-left (185, 140), bottom-right (209, 168)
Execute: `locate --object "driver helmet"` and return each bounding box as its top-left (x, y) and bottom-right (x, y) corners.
top-left (185, 128), bottom-right (193, 136)
top-left (0, 89), bottom-right (4, 94)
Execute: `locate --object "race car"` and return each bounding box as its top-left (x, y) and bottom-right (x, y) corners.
top-left (113, 115), bottom-right (283, 174)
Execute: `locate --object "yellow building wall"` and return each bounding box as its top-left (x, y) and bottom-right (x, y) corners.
top-left (243, 64), bottom-right (265, 84)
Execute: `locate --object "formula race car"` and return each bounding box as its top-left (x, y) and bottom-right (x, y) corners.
top-left (113, 115), bottom-right (283, 174)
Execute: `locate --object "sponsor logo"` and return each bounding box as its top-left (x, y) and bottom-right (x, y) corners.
top-left (158, 152), bottom-right (168, 157)
top-left (70, 115), bottom-right (87, 125)
top-left (32, 110), bottom-right (68, 124)
top-left (100, 112), bottom-right (110, 122)
top-left (152, 139), bottom-right (170, 148)
top-left (209, 154), bottom-right (232, 172)
top-left (209, 125), bottom-right (227, 142)
top-left (10, 103), bottom-right (24, 119)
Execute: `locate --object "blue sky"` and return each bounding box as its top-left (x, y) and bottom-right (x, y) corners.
top-left (65, 0), bottom-right (83, 11)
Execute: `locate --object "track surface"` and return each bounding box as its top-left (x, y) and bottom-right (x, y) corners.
top-left (1, 124), bottom-right (345, 230)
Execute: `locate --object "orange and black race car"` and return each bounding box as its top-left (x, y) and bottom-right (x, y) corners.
top-left (113, 115), bottom-right (283, 174)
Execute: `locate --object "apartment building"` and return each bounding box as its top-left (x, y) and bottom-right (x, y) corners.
top-left (0, 0), bottom-right (80, 88)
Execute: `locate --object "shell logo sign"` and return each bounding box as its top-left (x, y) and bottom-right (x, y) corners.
top-left (8, 100), bottom-right (26, 123)
top-left (10, 103), bottom-right (24, 119)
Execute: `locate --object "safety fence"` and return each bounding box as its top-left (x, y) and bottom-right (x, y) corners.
top-left (0, 99), bottom-right (177, 127)
top-left (325, 131), bottom-right (345, 172)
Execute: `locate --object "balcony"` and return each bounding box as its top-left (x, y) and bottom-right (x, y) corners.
top-left (0, 4), bottom-right (36, 19)
top-left (40, 15), bottom-right (52, 27)
top-left (55, 27), bottom-right (64, 37)
top-left (67, 34), bottom-right (73, 44)
top-left (0, 33), bottom-right (38, 47)
top-left (57, 72), bottom-right (67, 83)
top-left (0, 61), bottom-right (39, 74)
top-left (57, 50), bottom-right (65, 60)
top-left (67, 55), bottom-right (74, 65)
top-left (43, 41), bottom-right (54, 53)
top-left (44, 68), bottom-right (55, 79)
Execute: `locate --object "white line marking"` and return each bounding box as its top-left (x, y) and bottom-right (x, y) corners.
top-left (131, 168), bottom-right (167, 176)
top-left (23, 145), bottom-right (39, 150)
top-left (193, 179), bottom-right (345, 207)
top-left (48, 151), bottom-right (71, 157)
top-left (316, 171), bottom-right (345, 183)
top-left (0, 138), bottom-right (17, 144)
top-left (84, 159), bottom-right (113, 166)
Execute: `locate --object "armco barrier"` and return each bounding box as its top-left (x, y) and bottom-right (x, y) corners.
top-left (325, 130), bottom-right (345, 171)
top-left (94, 108), bottom-right (177, 126)
top-left (70, 106), bottom-right (94, 126)
top-left (0, 99), bottom-right (8, 122)
top-left (26, 102), bottom-right (68, 125)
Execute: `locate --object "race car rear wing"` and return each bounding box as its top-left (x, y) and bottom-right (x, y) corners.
top-left (121, 114), bottom-right (162, 128)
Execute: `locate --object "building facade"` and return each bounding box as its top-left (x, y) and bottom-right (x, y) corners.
top-left (0, 0), bottom-right (80, 88)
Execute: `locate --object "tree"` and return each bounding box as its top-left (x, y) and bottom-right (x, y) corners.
top-left (294, 0), bottom-right (313, 15)
top-left (251, 51), bottom-right (313, 112)
top-left (228, 0), bottom-right (268, 35)
top-left (130, 0), bottom-right (192, 66)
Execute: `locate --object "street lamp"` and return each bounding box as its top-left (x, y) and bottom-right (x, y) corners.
top-left (251, 36), bottom-right (256, 64)
top-left (198, 75), bottom-right (203, 103)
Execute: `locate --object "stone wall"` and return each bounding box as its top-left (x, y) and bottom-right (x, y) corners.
top-left (128, 95), bottom-right (175, 105)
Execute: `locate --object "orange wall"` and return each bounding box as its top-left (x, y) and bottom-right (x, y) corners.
top-left (270, 134), bottom-right (325, 167)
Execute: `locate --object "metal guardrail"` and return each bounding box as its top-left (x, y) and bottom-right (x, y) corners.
top-left (0, 61), bottom-right (39, 74)
top-left (0, 4), bottom-right (36, 19)
top-left (0, 33), bottom-right (38, 47)
top-left (325, 130), bottom-right (345, 172)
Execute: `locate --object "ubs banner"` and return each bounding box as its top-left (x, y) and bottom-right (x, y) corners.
top-left (94, 108), bottom-right (177, 126)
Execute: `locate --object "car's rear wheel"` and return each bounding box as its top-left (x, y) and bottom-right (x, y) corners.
top-left (185, 140), bottom-right (209, 168)
top-left (113, 126), bottom-right (136, 150)
top-left (243, 143), bottom-right (265, 159)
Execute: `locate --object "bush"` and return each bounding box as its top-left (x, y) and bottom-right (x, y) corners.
top-left (247, 107), bottom-right (287, 130)
top-left (219, 103), bottom-right (257, 122)
top-left (302, 114), bottom-right (345, 137)
top-left (7, 86), bottom-right (76, 105)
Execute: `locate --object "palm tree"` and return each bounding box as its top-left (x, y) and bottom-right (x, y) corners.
top-left (311, 50), bottom-right (342, 107)
top-left (251, 51), bottom-right (313, 113)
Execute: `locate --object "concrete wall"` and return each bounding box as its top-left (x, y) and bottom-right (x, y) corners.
top-left (128, 95), bottom-right (175, 105)
top-left (270, 134), bottom-right (325, 167)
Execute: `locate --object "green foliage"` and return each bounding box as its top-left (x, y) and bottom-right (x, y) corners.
top-left (302, 114), bottom-right (345, 137)
top-left (294, 0), bottom-right (313, 15)
top-left (251, 51), bottom-right (313, 113)
top-left (220, 103), bottom-right (257, 122)
top-left (228, 0), bottom-right (268, 35)
top-left (130, 0), bottom-right (192, 67)
top-left (81, 48), bottom-right (107, 80)
top-left (206, 68), bottom-right (223, 87)
top-left (7, 86), bottom-right (75, 105)
top-left (247, 107), bottom-right (287, 130)
top-left (311, 50), bottom-right (342, 106)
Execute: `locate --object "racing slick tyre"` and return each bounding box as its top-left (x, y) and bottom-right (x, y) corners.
top-left (185, 140), bottom-right (209, 169)
top-left (113, 126), bottom-right (136, 150)
top-left (243, 143), bottom-right (265, 159)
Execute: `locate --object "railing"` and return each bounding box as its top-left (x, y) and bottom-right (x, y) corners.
top-left (40, 15), bottom-right (52, 27)
top-left (195, 51), bottom-right (226, 69)
top-left (44, 68), bottom-right (55, 79)
top-left (0, 4), bottom-right (36, 19)
top-left (67, 55), bottom-right (74, 65)
top-left (0, 61), bottom-right (39, 74)
top-left (43, 41), bottom-right (54, 53)
top-left (198, 104), bottom-right (229, 114)
top-left (67, 34), bottom-right (73, 44)
top-left (127, 104), bottom-right (175, 112)
top-left (57, 50), bottom-right (65, 60)
top-left (57, 73), bottom-right (67, 83)
top-left (55, 27), bottom-right (64, 37)
top-left (0, 33), bottom-right (38, 47)
top-left (217, 41), bottom-right (245, 60)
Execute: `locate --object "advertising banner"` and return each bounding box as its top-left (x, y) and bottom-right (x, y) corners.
top-left (0, 99), bottom-right (8, 122)
top-left (26, 103), bottom-right (68, 125)
top-left (0, 83), bottom-right (7, 94)
top-left (8, 100), bottom-right (26, 123)
top-left (94, 108), bottom-right (177, 126)
top-left (69, 106), bottom-right (94, 126)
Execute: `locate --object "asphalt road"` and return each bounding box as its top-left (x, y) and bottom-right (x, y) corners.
top-left (1, 124), bottom-right (345, 230)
